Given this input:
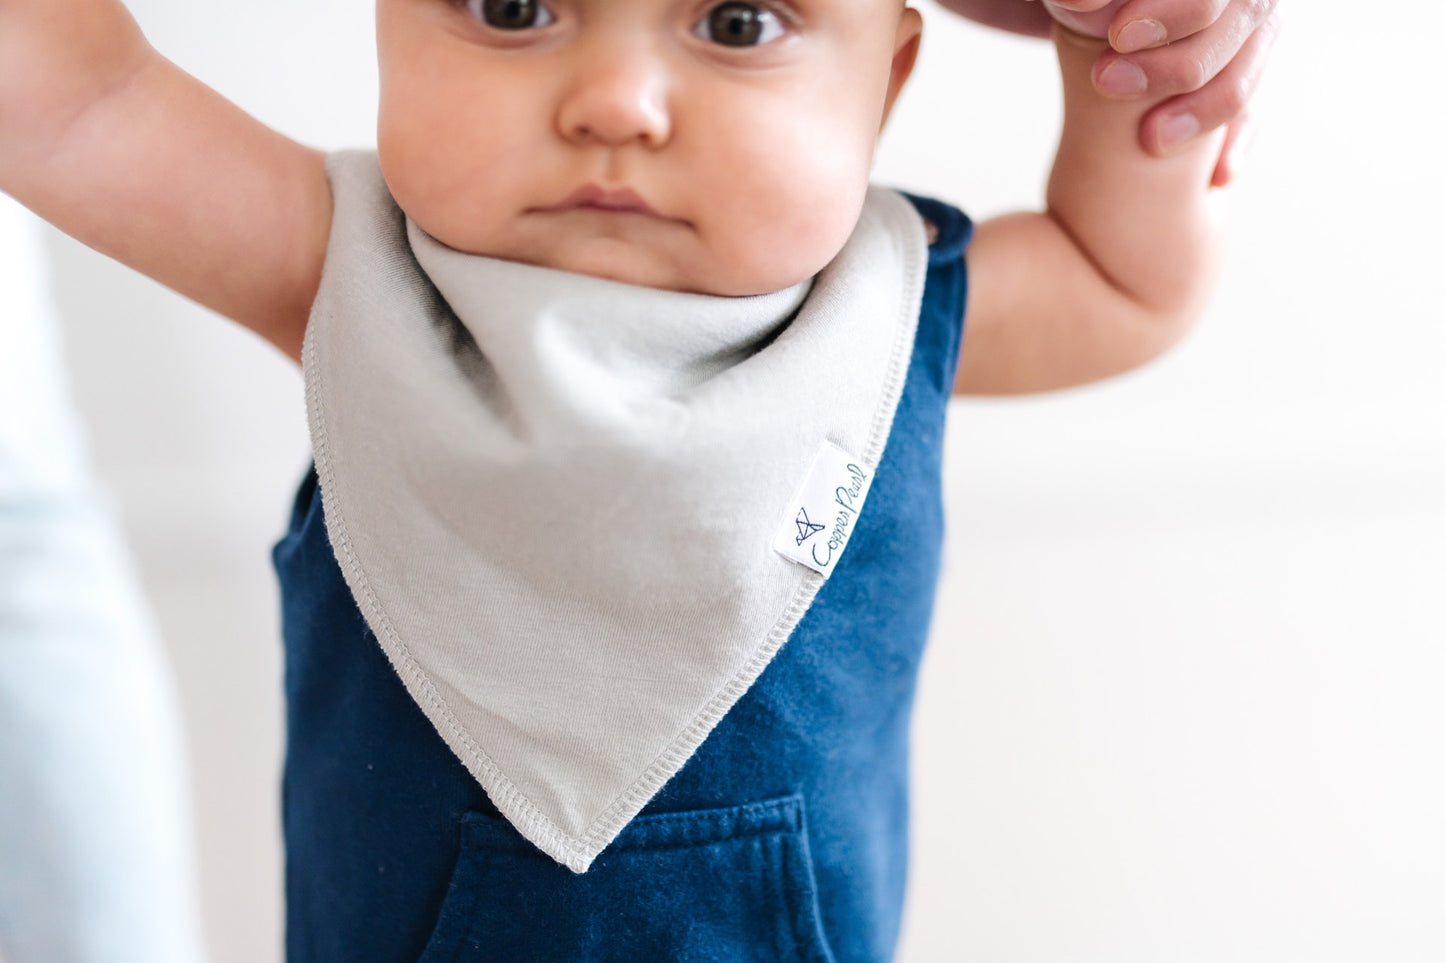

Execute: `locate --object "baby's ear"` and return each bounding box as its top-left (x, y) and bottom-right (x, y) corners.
top-left (881, 7), bottom-right (924, 131)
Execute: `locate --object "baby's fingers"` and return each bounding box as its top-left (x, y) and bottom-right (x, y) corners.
top-left (1208, 112), bottom-right (1255, 188)
top-left (1041, 0), bottom-right (1131, 38)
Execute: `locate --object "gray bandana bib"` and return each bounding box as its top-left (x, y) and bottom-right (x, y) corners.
top-left (304, 151), bottom-right (928, 871)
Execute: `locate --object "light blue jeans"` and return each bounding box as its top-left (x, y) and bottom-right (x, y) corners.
top-left (0, 200), bottom-right (207, 963)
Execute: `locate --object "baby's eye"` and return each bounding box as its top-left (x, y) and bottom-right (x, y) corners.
top-left (693, 2), bottom-right (786, 47)
top-left (467, 0), bottom-right (556, 30)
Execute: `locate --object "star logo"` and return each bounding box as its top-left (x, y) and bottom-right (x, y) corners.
top-left (794, 507), bottom-right (825, 546)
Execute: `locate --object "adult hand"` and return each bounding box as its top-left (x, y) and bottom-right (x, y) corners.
top-left (935, 0), bottom-right (1281, 185)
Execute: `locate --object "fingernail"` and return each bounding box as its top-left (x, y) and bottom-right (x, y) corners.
top-left (1097, 60), bottom-right (1147, 96)
top-left (1157, 112), bottom-right (1201, 152)
top-left (1114, 19), bottom-right (1167, 53)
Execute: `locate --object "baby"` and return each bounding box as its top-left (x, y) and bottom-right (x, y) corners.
top-left (1, 0), bottom-right (1274, 960)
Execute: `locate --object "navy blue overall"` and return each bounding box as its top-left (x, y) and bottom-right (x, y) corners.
top-left (273, 196), bottom-right (971, 963)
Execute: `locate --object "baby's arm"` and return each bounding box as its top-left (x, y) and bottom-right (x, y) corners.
top-left (0, 0), bottom-right (329, 362)
top-left (955, 22), bottom-right (1229, 394)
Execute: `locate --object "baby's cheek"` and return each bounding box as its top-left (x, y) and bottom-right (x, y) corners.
top-left (788, 163), bottom-right (871, 257)
top-left (724, 196), bottom-right (861, 293)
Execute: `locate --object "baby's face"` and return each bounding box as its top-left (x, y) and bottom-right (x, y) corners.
top-left (376, 0), bottom-right (921, 296)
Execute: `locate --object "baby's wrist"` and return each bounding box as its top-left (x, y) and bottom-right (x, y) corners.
top-left (1050, 19), bottom-right (1111, 52)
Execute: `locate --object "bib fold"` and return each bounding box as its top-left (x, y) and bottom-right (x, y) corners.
top-left (304, 150), bottom-right (928, 871)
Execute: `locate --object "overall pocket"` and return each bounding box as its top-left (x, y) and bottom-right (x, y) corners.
top-left (418, 793), bottom-right (836, 963)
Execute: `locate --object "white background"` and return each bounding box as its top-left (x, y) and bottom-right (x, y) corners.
top-left (22, 0), bottom-right (1445, 959)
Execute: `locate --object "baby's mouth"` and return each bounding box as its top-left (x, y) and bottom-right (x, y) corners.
top-left (534, 185), bottom-right (669, 219)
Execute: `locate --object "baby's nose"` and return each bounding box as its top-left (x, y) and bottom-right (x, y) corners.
top-left (556, 53), bottom-right (672, 148)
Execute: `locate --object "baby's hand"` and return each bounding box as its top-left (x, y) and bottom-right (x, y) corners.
top-left (1037, 0), bottom-right (1129, 38)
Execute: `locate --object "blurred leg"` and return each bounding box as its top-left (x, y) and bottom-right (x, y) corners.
top-left (0, 199), bottom-right (208, 963)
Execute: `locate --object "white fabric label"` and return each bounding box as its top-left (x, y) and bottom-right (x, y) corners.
top-left (773, 441), bottom-right (874, 577)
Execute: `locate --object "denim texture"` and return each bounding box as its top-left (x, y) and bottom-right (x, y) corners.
top-left (273, 194), bottom-right (971, 963)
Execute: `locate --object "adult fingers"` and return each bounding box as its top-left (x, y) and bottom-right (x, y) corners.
top-left (1137, 10), bottom-right (1278, 158)
top-left (1108, 0), bottom-right (1232, 54)
top-left (1093, 4), bottom-right (1252, 100)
